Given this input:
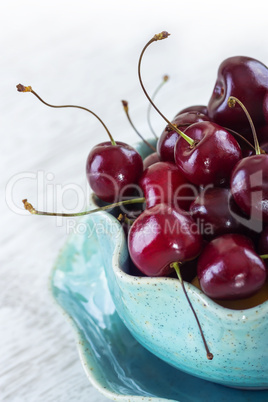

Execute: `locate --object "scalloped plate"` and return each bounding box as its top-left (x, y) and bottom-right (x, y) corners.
top-left (50, 217), bottom-right (268, 401)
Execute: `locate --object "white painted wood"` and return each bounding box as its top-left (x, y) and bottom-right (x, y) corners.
top-left (1, 1), bottom-right (268, 401)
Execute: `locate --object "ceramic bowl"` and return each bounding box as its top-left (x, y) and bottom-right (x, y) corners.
top-left (84, 141), bottom-right (268, 390)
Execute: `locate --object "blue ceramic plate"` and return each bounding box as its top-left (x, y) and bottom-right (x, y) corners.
top-left (50, 216), bottom-right (268, 402)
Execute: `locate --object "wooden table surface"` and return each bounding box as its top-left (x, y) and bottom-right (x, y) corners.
top-left (1, 1), bottom-right (268, 401)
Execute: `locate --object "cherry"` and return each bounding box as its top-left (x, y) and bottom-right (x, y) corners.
top-left (264, 92), bottom-right (268, 124)
top-left (175, 105), bottom-right (208, 117)
top-left (189, 187), bottom-right (244, 239)
top-left (86, 141), bottom-right (143, 203)
top-left (197, 234), bottom-right (267, 300)
top-left (139, 161), bottom-right (196, 210)
top-left (256, 124), bottom-right (268, 145)
top-left (192, 275), bottom-right (268, 310)
top-left (174, 121), bottom-right (242, 186)
top-left (207, 56), bottom-right (268, 132)
top-left (128, 203), bottom-right (202, 276)
top-left (157, 111), bottom-right (210, 162)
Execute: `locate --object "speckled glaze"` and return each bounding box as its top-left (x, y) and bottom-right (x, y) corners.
top-left (50, 212), bottom-right (268, 401)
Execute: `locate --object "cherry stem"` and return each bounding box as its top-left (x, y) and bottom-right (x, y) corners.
top-left (170, 262), bottom-right (214, 361)
top-left (22, 197), bottom-right (145, 217)
top-left (138, 32), bottom-right (195, 147)
top-left (121, 100), bottom-right (156, 152)
top-left (260, 254), bottom-right (268, 260)
top-left (147, 75), bottom-right (169, 139)
top-left (16, 84), bottom-right (117, 146)
top-left (227, 96), bottom-right (260, 155)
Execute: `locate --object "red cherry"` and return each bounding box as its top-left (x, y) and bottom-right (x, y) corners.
top-left (230, 154), bottom-right (268, 224)
top-left (86, 141), bottom-right (143, 203)
top-left (128, 203), bottom-right (203, 277)
top-left (255, 124), bottom-right (268, 144)
top-left (157, 112), bottom-right (210, 162)
top-left (207, 56), bottom-right (268, 132)
top-left (139, 161), bottom-right (196, 210)
top-left (263, 92), bottom-right (268, 124)
top-left (189, 187), bottom-right (244, 239)
top-left (197, 234), bottom-right (267, 300)
top-left (174, 121), bottom-right (242, 186)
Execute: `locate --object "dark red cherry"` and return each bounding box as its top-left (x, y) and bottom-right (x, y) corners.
top-left (175, 105), bottom-right (208, 117)
top-left (241, 147), bottom-right (255, 158)
top-left (157, 112), bottom-right (210, 162)
top-left (174, 121), bottom-right (242, 186)
top-left (128, 203), bottom-right (203, 276)
top-left (207, 56), bottom-right (268, 131)
top-left (189, 187), bottom-right (243, 239)
top-left (264, 92), bottom-right (268, 124)
top-left (197, 234), bottom-right (267, 300)
top-left (256, 124), bottom-right (268, 144)
top-left (231, 154), bottom-right (268, 224)
top-left (139, 161), bottom-right (196, 210)
top-left (143, 152), bottom-right (161, 170)
top-left (86, 141), bottom-right (143, 203)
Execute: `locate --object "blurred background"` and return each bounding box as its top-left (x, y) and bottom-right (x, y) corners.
top-left (1, 1), bottom-right (268, 401)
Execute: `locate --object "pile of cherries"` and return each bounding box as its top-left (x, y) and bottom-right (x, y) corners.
top-left (19, 32), bottom-right (268, 306)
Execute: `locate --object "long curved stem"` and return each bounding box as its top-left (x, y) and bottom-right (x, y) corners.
top-left (121, 100), bottom-right (156, 151)
top-left (138, 32), bottom-right (195, 147)
top-left (22, 197), bottom-right (145, 217)
top-left (16, 84), bottom-right (116, 145)
top-left (227, 96), bottom-right (260, 155)
top-left (171, 262), bottom-right (213, 360)
top-left (147, 75), bottom-right (169, 139)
